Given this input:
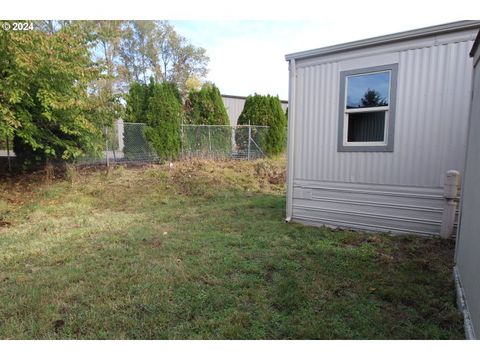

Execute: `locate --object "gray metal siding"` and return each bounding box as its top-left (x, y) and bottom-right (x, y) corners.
top-left (293, 40), bottom-right (473, 186)
top-left (293, 180), bottom-right (445, 235)
top-left (222, 96), bottom-right (246, 126)
top-left (290, 33), bottom-right (475, 235)
top-left (455, 35), bottom-right (480, 339)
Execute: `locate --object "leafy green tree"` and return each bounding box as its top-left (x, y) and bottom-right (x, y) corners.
top-left (119, 21), bottom-right (209, 94)
top-left (89, 20), bottom-right (127, 95)
top-left (33, 20), bottom-right (209, 96)
top-left (185, 75), bottom-right (202, 92)
top-left (119, 21), bottom-right (157, 84)
top-left (0, 22), bottom-right (116, 170)
top-left (156, 22), bottom-right (209, 93)
top-left (144, 82), bottom-right (182, 159)
top-left (236, 94), bottom-right (287, 156)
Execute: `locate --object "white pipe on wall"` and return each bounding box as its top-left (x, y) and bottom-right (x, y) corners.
top-left (440, 170), bottom-right (460, 239)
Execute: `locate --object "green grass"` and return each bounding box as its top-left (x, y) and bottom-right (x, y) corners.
top-left (0, 158), bottom-right (464, 339)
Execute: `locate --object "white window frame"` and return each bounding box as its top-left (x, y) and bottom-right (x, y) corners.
top-left (337, 64), bottom-right (398, 152)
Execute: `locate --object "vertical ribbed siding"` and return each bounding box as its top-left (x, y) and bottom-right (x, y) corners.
top-left (455, 36), bottom-right (480, 339)
top-left (221, 97), bottom-right (245, 127)
top-left (293, 40), bottom-right (474, 188)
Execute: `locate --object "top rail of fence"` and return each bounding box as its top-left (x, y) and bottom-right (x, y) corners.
top-left (181, 124), bottom-right (269, 128)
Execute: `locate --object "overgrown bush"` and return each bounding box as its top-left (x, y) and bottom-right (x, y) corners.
top-left (236, 94), bottom-right (287, 156)
top-left (1, 24), bottom-right (115, 171)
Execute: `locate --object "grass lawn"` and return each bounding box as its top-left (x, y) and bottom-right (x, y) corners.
top-left (0, 158), bottom-right (464, 339)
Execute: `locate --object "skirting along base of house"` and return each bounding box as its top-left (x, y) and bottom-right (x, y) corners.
top-left (291, 180), bottom-right (453, 236)
top-left (453, 266), bottom-right (476, 340)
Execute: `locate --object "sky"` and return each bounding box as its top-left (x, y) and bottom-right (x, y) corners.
top-left (3, 0), bottom-right (479, 100)
top-left (346, 72), bottom-right (391, 108)
top-left (169, 18), bottom-right (470, 99)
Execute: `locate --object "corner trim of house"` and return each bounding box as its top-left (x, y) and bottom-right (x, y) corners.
top-left (453, 265), bottom-right (476, 340)
top-left (285, 58), bottom-right (296, 221)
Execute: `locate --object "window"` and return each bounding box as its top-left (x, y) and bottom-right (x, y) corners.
top-left (337, 64), bottom-right (398, 152)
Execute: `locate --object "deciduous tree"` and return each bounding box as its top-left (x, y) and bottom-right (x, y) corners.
top-left (0, 22), bottom-right (117, 169)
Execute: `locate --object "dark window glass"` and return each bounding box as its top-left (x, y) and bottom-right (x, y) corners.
top-left (347, 111), bottom-right (385, 142)
top-left (346, 71), bottom-right (390, 109)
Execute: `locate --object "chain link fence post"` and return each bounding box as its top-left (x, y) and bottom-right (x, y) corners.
top-left (112, 122), bottom-right (117, 164)
top-left (208, 126), bottom-right (212, 154)
top-left (104, 126), bottom-right (109, 167)
top-left (6, 136), bottom-right (11, 173)
top-left (180, 123), bottom-right (184, 159)
top-left (247, 125), bottom-right (252, 161)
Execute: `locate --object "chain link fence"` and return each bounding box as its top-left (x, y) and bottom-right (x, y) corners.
top-left (0, 121), bottom-right (270, 171)
top-left (75, 121), bottom-right (159, 166)
top-left (181, 124), bottom-right (269, 160)
top-left (74, 122), bottom-right (270, 165)
top-left (0, 136), bottom-right (13, 173)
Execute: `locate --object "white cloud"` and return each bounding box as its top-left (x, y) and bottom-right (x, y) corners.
top-left (207, 33), bottom-right (289, 98)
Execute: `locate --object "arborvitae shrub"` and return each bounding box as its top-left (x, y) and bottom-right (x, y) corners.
top-left (264, 96), bottom-right (287, 155)
top-left (125, 82), bottom-right (149, 123)
top-left (184, 83), bottom-right (232, 156)
top-left (186, 83), bottom-right (229, 125)
top-left (124, 81), bottom-right (150, 158)
top-left (125, 79), bottom-right (182, 160)
top-left (236, 94), bottom-right (287, 156)
top-left (145, 82), bottom-right (182, 159)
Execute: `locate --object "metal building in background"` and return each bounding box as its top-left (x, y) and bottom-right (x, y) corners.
top-left (285, 21), bottom-right (480, 236)
top-left (222, 94), bottom-right (288, 126)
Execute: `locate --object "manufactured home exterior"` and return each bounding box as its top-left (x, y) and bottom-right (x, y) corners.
top-left (454, 30), bottom-right (480, 340)
top-left (222, 94), bottom-right (288, 126)
top-left (285, 21), bottom-right (480, 236)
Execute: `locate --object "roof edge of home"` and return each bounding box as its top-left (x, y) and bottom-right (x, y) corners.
top-left (470, 29), bottom-right (480, 57)
top-left (221, 94), bottom-right (288, 104)
top-left (285, 20), bottom-right (480, 61)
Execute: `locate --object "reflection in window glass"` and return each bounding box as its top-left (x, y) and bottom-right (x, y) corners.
top-left (346, 71), bottom-right (390, 109)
